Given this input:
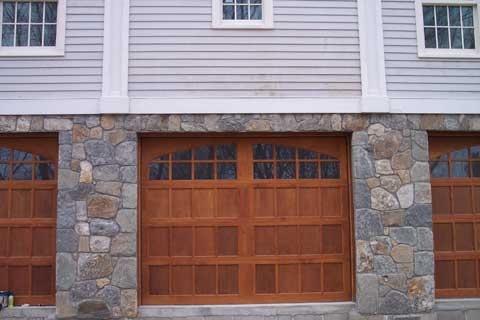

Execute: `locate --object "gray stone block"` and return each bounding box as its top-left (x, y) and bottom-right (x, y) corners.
top-left (112, 257), bottom-right (137, 288)
top-left (57, 228), bottom-right (79, 253)
top-left (390, 227), bottom-right (417, 246)
top-left (85, 140), bottom-right (115, 166)
top-left (379, 291), bottom-right (412, 315)
top-left (414, 252), bottom-right (434, 276)
top-left (357, 274), bottom-right (379, 314)
top-left (355, 209), bottom-right (383, 240)
top-left (374, 256), bottom-right (397, 275)
top-left (57, 253), bottom-right (76, 290)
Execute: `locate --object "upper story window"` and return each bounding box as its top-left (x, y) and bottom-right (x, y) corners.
top-left (415, 0), bottom-right (480, 58)
top-left (0, 0), bottom-right (66, 56)
top-left (212, 0), bottom-right (273, 29)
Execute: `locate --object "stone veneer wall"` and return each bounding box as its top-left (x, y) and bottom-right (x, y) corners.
top-left (0, 114), bottom-right (479, 320)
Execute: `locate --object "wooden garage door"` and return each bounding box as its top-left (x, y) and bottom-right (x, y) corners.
top-left (430, 135), bottom-right (480, 298)
top-left (0, 136), bottom-right (57, 305)
top-left (140, 136), bottom-right (352, 304)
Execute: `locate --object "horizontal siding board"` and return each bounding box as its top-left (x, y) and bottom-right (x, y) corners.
top-left (382, 0), bottom-right (480, 98)
top-left (129, 0), bottom-right (361, 97)
top-left (0, 0), bottom-right (104, 99)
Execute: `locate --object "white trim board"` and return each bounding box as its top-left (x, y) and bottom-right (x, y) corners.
top-left (357, 0), bottom-right (389, 112)
top-left (0, 99), bottom-right (100, 115)
top-left (1, 97), bottom-right (478, 115)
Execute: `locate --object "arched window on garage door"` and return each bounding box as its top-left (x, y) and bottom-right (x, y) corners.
top-left (140, 136), bottom-right (352, 305)
top-left (430, 135), bottom-right (480, 298)
top-left (0, 136), bottom-right (57, 306)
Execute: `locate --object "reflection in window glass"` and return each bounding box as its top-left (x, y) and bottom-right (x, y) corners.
top-left (276, 145), bottom-right (295, 160)
top-left (253, 144), bottom-right (273, 160)
top-left (254, 162), bottom-right (274, 179)
top-left (172, 163), bottom-right (191, 180)
top-left (195, 163), bottom-right (214, 180)
top-left (422, 5), bottom-right (476, 50)
top-left (12, 163), bottom-right (32, 180)
top-left (298, 149), bottom-right (317, 159)
top-left (149, 163), bottom-right (169, 180)
top-left (451, 161), bottom-right (469, 177)
top-left (471, 146), bottom-right (480, 159)
top-left (222, 0), bottom-right (262, 20)
top-left (451, 148), bottom-right (468, 160)
top-left (0, 148), bottom-right (10, 161)
top-left (430, 161), bottom-right (448, 178)
top-left (1, 1), bottom-right (59, 47)
top-left (173, 150), bottom-right (192, 161)
top-left (277, 162), bottom-right (295, 179)
top-left (472, 162), bottom-right (480, 177)
top-left (0, 164), bottom-right (9, 180)
top-left (217, 163), bottom-right (237, 180)
top-left (216, 144), bottom-right (236, 160)
top-left (300, 162), bottom-right (318, 179)
top-left (321, 162), bottom-right (340, 179)
top-left (14, 150), bottom-right (34, 161)
top-left (194, 145), bottom-right (214, 160)
top-left (35, 163), bottom-right (55, 180)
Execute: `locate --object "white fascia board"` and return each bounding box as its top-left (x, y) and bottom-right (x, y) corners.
top-left (130, 97), bottom-right (362, 114)
top-left (0, 99), bottom-right (100, 115)
top-left (390, 98), bottom-right (480, 114)
top-left (0, 97), bottom-right (478, 115)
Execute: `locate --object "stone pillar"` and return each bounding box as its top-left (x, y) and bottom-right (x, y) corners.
top-left (353, 115), bottom-right (434, 316)
top-left (55, 115), bottom-right (138, 319)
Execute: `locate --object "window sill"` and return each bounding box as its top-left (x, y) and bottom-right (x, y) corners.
top-left (418, 49), bottom-right (480, 59)
top-left (0, 47), bottom-right (65, 57)
top-left (211, 21), bottom-right (274, 29)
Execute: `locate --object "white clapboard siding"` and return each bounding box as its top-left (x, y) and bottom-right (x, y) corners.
top-left (0, 0), bottom-right (104, 99)
top-left (382, 0), bottom-right (480, 98)
top-left (129, 0), bottom-right (361, 98)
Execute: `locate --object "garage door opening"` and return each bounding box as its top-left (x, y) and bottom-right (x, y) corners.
top-left (0, 135), bottom-right (57, 306)
top-left (140, 136), bottom-right (353, 305)
top-left (430, 134), bottom-right (480, 299)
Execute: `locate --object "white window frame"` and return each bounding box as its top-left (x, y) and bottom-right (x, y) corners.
top-left (415, 0), bottom-right (480, 58)
top-left (0, 0), bottom-right (66, 56)
top-left (212, 0), bottom-right (273, 29)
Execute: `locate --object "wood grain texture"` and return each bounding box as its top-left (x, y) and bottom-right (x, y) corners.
top-left (140, 135), bottom-right (352, 304)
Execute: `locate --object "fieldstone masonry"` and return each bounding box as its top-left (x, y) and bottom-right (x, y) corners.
top-left (0, 114), bottom-right (479, 320)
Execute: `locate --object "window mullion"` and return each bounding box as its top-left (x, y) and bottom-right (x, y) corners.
top-left (28, 1), bottom-right (31, 46)
top-left (434, 5), bottom-right (439, 49)
top-left (460, 6), bottom-right (465, 49)
top-left (447, 6), bottom-right (452, 49)
top-left (42, 1), bottom-right (45, 46)
top-left (13, 1), bottom-right (17, 47)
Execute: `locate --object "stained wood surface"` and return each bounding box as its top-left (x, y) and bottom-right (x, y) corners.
top-left (140, 136), bottom-right (352, 304)
top-left (0, 136), bottom-right (57, 306)
top-left (430, 135), bottom-right (480, 298)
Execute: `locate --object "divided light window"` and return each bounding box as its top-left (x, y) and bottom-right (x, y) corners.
top-left (212, 0), bottom-right (273, 29)
top-left (423, 5), bottom-right (475, 49)
top-left (0, 0), bottom-right (65, 56)
top-left (223, 0), bottom-right (263, 21)
top-left (416, 0), bottom-right (480, 58)
top-left (1, 1), bottom-right (57, 47)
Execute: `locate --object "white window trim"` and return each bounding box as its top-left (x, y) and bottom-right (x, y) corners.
top-left (415, 0), bottom-right (480, 58)
top-left (212, 0), bottom-right (273, 29)
top-left (0, 0), bottom-right (66, 56)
